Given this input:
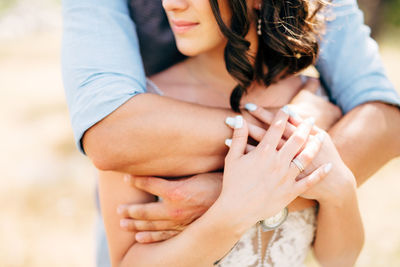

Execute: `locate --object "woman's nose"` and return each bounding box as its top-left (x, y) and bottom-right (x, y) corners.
top-left (162, 0), bottom-right (189, 12)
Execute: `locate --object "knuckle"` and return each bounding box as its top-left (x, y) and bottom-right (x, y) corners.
top-left (146, 220), bottom-right (156, 230)
top-left (233, 132), bottom-right (247, 140)
top-left (134, 177), bottom-right (148, 188)
top-left (131, 220), bottom-right (140, 230)
top-left (292, 134), bottom-right (306, 145)
top-left (301, 152), bottom-right (312, 163)
top-left (169, 208), bottom-right (184, 220)
top-left (159, 231), bottom-right (173, 240)
top-left (127, 206), bottom-right (136, 217)
top-left (132, 207), bottom-right (147, 219)
top-left (121, 220), bottom-right (134, 230)
top-left (258, 142), bottom-right (272, 153)
top-left (272, 119), bottom-right (284, 130)
top-left (169, 186), bottom-right (186, 202)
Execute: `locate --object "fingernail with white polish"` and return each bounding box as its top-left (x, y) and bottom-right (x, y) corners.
top-left (315, 132), bottom-right (325, 142)
top-left (225, 117), bottom-right (236, 128)
top-left (235, 115), bottom-right (243, 129)
top-left (324, 163), bottom-right (333, 173)
top-left (244, 103), bottom-right (257, 112)
top-left (305, 117), bottom-right (315, 126)
top-left (281, 105), bottom-right (291, 115)
top-left (291, 112), bottom-right (302, 121)
top-left (283, 105), bottom-right (302, 120)
top-left (225, 138), bottom-right (232, 147)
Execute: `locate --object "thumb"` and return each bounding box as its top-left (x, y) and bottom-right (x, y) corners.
top-left (225, 115), bottom-right (248, 160)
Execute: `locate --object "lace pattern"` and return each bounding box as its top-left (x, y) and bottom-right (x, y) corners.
top-left (216, 207), bottom-right (316, 267)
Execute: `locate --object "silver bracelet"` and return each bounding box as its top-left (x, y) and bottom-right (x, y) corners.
top-left (259, 207), bottom-right (289, 232)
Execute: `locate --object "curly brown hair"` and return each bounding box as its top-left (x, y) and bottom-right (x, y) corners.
top-left (209, 0), bottom-right (329, 112)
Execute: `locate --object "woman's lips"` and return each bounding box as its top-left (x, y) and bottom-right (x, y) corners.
top-left (171, 20), bottom-right (199, 34)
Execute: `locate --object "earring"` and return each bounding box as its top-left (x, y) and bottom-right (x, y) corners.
top-left (257, 4), bottom-right (262, 36)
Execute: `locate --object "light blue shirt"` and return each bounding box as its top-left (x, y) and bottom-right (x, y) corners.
top-left (62, 0), bottom-right (400, 153)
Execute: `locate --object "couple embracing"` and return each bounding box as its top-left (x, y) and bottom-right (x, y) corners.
top-left (62, 0), bottom-right (400, 266)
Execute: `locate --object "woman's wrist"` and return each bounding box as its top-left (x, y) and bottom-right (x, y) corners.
top-left (207, 196), bottom-right (254, 239)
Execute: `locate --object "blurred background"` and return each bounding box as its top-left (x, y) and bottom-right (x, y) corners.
top-left (0, 0), bottom-right (399, 266)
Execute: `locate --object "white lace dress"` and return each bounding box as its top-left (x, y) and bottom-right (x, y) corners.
top-left (216, 207), bottom-right (317, 267)
top-left (146, 80), bottom-right (318, 267)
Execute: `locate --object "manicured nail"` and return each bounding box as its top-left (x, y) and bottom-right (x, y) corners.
top-left (117, 206), bottom-right (125, 215)
top-left (235, 115), bottom-right (243, 129)
top-left (304, 117), bottom-right (315, 126)
top-left (324, 163), bottom-right (333, 173)
top-left (244, 103), bottom-right (257, 112)
top-left (281, 105), bottom-right (290, 115)
top-left (315, 132), bottom-right (325, 142)
top-left (225, 138), bottom-right (232, 147)
top-left (283, 105), bottom-right (302, 120)
top-left (120, 219), bottom-right (129, 228)
top-left (225, 117), bottom-right (236, 128)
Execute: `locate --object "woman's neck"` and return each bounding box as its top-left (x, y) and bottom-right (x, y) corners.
top-left (186, 26), bottom-right (259, 93)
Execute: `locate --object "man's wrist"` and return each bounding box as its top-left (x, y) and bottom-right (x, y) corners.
top-left (318, 173), bottom-right (357, 207)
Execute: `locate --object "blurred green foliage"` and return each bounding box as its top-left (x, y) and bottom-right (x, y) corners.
top-left (385, 0), bottom-right (400, 26)
top-left (0, 0), bottom-right (18, 14)
top-left (358, 0), bottom-right (400, 39)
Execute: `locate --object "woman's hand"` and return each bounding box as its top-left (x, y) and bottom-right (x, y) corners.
top-left (214, 110), bottom-right (332, 232)
top-left (244, 105), bottom-right (356, 204)
top-left (290, 126), bottom-right (357, 204)
top-left (289, 77), bottom-right (342, 130)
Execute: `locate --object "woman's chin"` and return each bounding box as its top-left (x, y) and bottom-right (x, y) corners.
top-left (177, 46), bottom-right (202, 57)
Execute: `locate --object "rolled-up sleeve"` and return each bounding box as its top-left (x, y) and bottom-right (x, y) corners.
top-left (317, 0), bottom-right (400, 114)
top-left (61, 0), bottom-right (146, 153)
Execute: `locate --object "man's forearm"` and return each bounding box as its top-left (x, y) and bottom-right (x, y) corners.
top-left (328, 102), bottom-right (400, 186)
top-left (83, 93), bottom-right (237, 176)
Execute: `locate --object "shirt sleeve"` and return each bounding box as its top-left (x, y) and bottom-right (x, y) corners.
top-left (316, 0), bottom-right (400, 114)
top-left (61, 0), bottom-right (147, 153)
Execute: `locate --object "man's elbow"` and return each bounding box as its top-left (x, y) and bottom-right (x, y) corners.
top-left (82, 125), bottom-right (129, 171)
top-left (373, 102), bottom-right (400, 156)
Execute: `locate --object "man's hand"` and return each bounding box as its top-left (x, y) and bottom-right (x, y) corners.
top-left (289, 77), bottom-right (342, 130)
top-left (117, 172), bottom-right (223, 243)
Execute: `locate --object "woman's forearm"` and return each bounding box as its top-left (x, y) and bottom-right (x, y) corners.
top-left (84, 93), bottom-right (237, 176)
top-left (313, 186), bottom-right (364, 267)
top-left (99, 171), bottom-right (248, 267)
top-left (120, 201), bottom-right (246, 267)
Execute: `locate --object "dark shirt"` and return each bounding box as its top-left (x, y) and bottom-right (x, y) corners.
top-left (129, 0), bottom-right (186, 75)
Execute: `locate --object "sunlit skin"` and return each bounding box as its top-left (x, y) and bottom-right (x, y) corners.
top-left (95, 0), bottom-right (371, 266)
